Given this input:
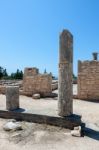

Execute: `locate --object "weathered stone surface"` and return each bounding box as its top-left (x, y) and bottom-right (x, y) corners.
top-left (52, 82), bottom-right (58, 91)
top-left (32, 94), bottom-right (40, 99)
top-left (6, 86), bottom-right (19, 111)
top-left (3, 121), bottom-right (22, 131)
top-left (78, 54), bottom-right (99, 100)
top-left (0, 85), bottom-right (6, 94)
top-left (0, 110), bottom-right (82, 130)
top-left (71, 126), bottom-right (81, 137)
top-left (58, 29), bottom-right (73, 116)
top-left (0, 80), bottom-right (23, 95)
top-left (71, 129), bottom-right (81, 137)
top-left (23, 68), bottom-right (52, 97)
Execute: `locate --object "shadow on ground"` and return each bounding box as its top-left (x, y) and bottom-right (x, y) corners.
top-left (84, 127), bottom-right (99, 141)
top-left (13, 108), bottom-right (26, 113)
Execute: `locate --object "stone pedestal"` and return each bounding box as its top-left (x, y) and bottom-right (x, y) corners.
top-left (92, 52), bottom-right (98, 60)
top-left (58, 29), bottom-right (73, 116)
top-left (6, 86), bottom-right (19, 111)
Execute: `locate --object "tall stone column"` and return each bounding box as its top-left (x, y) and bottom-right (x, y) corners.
top-left (58, 29), bottom-right (73, 116)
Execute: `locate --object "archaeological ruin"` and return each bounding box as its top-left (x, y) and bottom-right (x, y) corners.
top-left (6, 86), bottom-right (19, 111)
top-left (78, 52), bottom-right (99, 100)
top-left (0, 29), bottom-right (82, 130)
top-left (23, 67), bottom-right (52, 97)
top-left (58, 29), bottom-right (73, 116)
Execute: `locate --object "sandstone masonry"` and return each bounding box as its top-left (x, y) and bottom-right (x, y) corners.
top-left (23, 68), bottom-right (52, 97)
top-left (78, 53), bottom-right (99, 100)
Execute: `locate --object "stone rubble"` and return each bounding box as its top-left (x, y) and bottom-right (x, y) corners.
top-left (32, 94), bottom-right (40, 99)
top-left (78, 53), bottom-right (99, 100)
top-left (3, 121), bottom-right (22, 131)
top-left (71, 126), bottom-right (81, 137)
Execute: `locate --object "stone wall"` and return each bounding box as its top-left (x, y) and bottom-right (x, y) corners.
top-left (0, 69), bottom-right (53, 97)
top-left (23, 68), bottom-right (52, 97)
top-left (0, 80), bottom-right (23, 94)
top-left (24, 68), bottom-right (39, 77)
top-left (78, 60), bottom-right (99, 100)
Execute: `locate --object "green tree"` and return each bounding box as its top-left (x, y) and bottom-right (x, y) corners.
top-left (10, 69), bottom-right (23, 79)
top-left (3, 69), bottom-right (8, 77)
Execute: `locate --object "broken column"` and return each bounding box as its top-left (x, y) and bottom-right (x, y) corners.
top-left (92, 52), bottom-right (98, 60)
top-left (58, 29), bottom-right (73, 116)
top-left (6, 86), bottom-right (19, 111)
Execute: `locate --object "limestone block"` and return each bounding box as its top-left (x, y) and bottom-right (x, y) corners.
top-left (71, 126), bottom-right (81, 137)
top-left (6, 86), bottom-right (19, 111)
top-left (32, 94), bottom-right (40, 99)
top-left (3, 121), bottom-right (22, 131)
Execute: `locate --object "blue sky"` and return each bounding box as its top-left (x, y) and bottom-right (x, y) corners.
top-left (0, 0), bottom-right (99, 76)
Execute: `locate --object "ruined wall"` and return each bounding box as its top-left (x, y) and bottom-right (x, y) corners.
top-left (24, 68), bottom-right (39, 77)
top-left (0, 80), bottom-right (23, 95)
top-left (23, 68), bottom-right (52, 97)
top-left (78, 60), bottom-right (99, 100)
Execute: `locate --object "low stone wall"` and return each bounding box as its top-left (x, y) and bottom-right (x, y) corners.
top-left (0, 110), bottom-right (82, 129)
top-left (0, 80), bottom-right (23, 95)
top-left (0, 80), bottom-right (22, 86)
top-left (0, 78), bottom-right (54, 97)
top-left (0, 70), bottom-right (56, 97)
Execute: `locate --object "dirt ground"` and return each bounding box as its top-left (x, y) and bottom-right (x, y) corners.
top-left (0, 85), bottom-right (99, 150)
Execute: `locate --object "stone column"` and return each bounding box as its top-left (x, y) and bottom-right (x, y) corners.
top-left (58, 29), bottom-right (73, 116)
top-left (6, 86), bottom-right (19, 111)
top-left (92, 52), bottom-right (98, 60)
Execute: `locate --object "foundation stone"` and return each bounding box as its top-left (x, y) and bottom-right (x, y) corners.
top-left (6, 86), bottom-right (19, 110)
